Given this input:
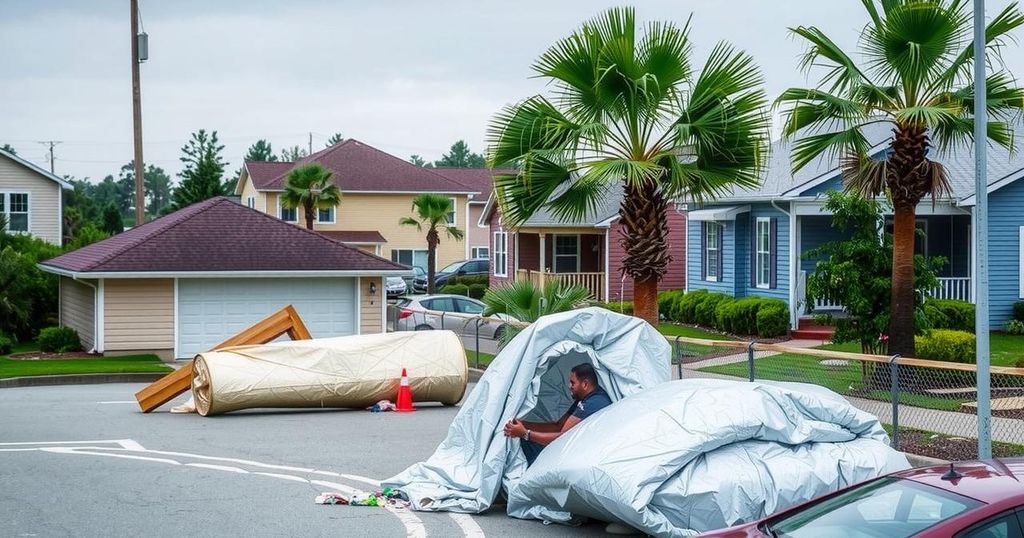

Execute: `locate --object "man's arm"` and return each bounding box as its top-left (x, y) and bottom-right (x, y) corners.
top-left (525, 415), bottom-right (581, 446)
top-left (519, 406), bottom-right (576, 433)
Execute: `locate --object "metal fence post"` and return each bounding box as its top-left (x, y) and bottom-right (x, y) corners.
top-left (748, 342), bottom-right (756, 382)
top-left (440, 312), bottom-right (445, 331)
top-left (474, 318), bottom-right (481, 369)
top-left (889, 354), bottom-right (901, 451)
top-left (674, 336), bottom-right (682, 379)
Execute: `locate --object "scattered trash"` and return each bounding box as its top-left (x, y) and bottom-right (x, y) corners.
top-left (368, 399), bottom-right (397, 412)
top-left (322, 488), bottom-right (409, 509)
top-left (314, 492), bottom-right (349, 505)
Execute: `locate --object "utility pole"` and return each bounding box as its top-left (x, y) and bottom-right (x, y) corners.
top-left (38, 141), bottom-right (62, 174)
top-left (131, 0), bottom-right (146, 227)
top-left (308, 132), bottom-right (313, 156)
top-left (973, 0), bottom-right (992, 459)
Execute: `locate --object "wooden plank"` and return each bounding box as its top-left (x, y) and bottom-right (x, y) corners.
top-left (134, 305), bottom-right (313, 412)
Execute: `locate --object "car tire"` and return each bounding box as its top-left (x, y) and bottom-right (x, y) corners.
top-left (493, 325), bottom-right (507, 341)
top-left (415, 324), bottom-right (433, 331)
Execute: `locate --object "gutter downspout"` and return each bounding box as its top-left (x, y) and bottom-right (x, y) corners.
top-left (72, 275), bottom-right (100, 354)
top-left (771, 200), bottom-right (798, 330)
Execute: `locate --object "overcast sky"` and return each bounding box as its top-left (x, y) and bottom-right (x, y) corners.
top-left (2, 0), bottom-right (1021, 183)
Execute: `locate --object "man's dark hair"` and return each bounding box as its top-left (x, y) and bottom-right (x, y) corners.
top-left (571, 363), bottom-right (598, 386)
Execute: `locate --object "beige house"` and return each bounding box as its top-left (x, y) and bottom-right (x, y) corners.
top-left (0, 147), bottom-right (72, 245)
top-left (428, 168), bottom-right (509, 262)
top-left (40, 198), bottom-right (408, 360)
top-left (236, 140), bottom-right (479, 272)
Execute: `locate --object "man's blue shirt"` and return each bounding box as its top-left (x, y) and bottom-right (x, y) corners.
top-left (571, 387), bottom-right (612, 420)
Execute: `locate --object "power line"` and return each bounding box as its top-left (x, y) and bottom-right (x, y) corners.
top-left (37, 141), bottom-right (62, 174)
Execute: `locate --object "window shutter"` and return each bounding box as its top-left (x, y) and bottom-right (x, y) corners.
top-left (770, 218), bottom-right (778, 289)
top-left (701, 222), bottom-right (707, 280)
top-left (750, 217), bottom-right (757, 288)
top-left (716, 224), bottom-right (724, 281)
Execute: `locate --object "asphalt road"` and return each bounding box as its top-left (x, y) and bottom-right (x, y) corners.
top-left (0, 383), bottom-right (609, 538)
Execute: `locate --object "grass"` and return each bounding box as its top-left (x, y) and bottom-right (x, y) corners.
top-left (0, 343), bottom-right (172, 379)
top-left (465, 350), bottom-right (496, 369)
top-left (656, 323), bottom-right (730, 340)
top-left (819, 333), bottom-right (1024, 367)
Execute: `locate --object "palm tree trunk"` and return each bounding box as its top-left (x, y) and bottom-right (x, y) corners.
top-left (304, 202), bottom-right (315, 230)
top-left (426, 228), bottom-right (439, 295)
top-left (888, 206), bottom-right (917, 357)
top-left (619, 182), bottom-right (670, 326)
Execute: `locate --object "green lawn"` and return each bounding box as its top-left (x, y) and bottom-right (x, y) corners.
top-left (0, 344), bottom-right (172, 379)
top-left (819, 333), bottom-right (1024, 367)
top-left (466, 351), bottom-right (496, 369)
top-left (656, 323), bottom-right (730, 340)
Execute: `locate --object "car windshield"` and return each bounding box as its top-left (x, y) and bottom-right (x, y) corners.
top-left (768, 477), bottom-right (982, 538)
top-left (413, 267), bottom-right (425, 276)
top-left (386, 277), bottom-right (405, 285)
top-left (438, 262), bottom-right (463, 274)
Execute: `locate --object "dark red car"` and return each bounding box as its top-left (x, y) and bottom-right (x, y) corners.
top-left (699, 458), bottom-right (1024, 537)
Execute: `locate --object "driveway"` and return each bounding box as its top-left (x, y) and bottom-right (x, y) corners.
top-left (0, 383), bottom-right (607, 537)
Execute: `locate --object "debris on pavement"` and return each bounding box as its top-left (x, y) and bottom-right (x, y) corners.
top-left (319, 488), bottom-right (410, 509)
top-left (314, 492), bottom-right (349, 505)
top-left (368, 399), bottom-right (397, 412)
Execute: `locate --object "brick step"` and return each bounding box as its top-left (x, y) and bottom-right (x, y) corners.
top-left (791, 328), bottom-right (835, 340)
top-left (797, 317), bottom-right (835, 331)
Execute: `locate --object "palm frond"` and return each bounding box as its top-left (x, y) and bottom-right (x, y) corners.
top-left (776, 87), bottom-right (874, 136)
top-left (493, 155), bottom-right (573, 228)
top-left (926, 2), bottom-right (1024, 97)
top-left (790, 25), bottom-right (873, 93)
top-left (791, 126), bottom-right (874, 173)
top-left (486, 96), bottom-right (586, 168)
top-left (398, 216), bottom-right (421, 231)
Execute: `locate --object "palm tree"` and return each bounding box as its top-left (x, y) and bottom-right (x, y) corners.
top-left (399, 194), bottom-right (464, 294)
top-left (487, 7), bottom-right (770, 327)
top-left (777, 0), bottom-right (1024, 357)
top-left (281, 164), bottom-right (342, 230)
top-left (481, 279), bottom-right (591, 346)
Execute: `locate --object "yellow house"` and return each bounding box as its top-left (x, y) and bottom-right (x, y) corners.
top-left (235, 139), bottom-right (479, 272)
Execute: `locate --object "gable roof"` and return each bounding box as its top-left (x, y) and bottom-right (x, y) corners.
top-left (244, 139), bottom-right (477, 195)
top-left (0, 148), bottom-right (73, 190)
top-left (40, 197), bottom-right (408, 276)
top-left (429, 168), bottom-right (511, 202)
top-left (480, 184), bottom-right (624, 228)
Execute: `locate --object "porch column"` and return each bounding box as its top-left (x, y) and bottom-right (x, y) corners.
top-left (788, 211), bottom-right (799, 330)
top-left (539, 233), bottom-right (547, 286)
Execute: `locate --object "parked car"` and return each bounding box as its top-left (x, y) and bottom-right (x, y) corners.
top-left (433, 259), bottom-right (489, 288)
top-left (385, 276), bottom-right (408, 299)
top-left (698, 458), bottom-right (1024, 537)
top-left (393, 294), bottom-right (515, 339)
top-left (405, 266), bottom-right (427, 293)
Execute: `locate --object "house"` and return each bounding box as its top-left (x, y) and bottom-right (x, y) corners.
top-left (685, 122), bottom-right (1024, 328)
top-left (480, 187), bottom-right (686, 301)
top-left (0, 147), bottom-right (72, 245)
top-left (235, 140), bottom-right (479, 272)
top-left (429, 167), bottom-right (513, 261)
top-left (39, 197), bottom-right (409, 360)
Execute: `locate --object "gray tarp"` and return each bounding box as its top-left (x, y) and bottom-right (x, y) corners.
top-left (382, 307), bottom-right (672, 512)
top-left (507, 378), bottom-right (911, 537)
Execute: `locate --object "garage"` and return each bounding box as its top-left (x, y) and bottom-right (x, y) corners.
top-left (176, 277), bottom-right (357, 358)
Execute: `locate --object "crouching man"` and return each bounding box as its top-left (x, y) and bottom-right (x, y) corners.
top-left (503, 363), bottom-right (612, 465)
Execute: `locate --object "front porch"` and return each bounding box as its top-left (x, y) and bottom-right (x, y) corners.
top-left (510, 231), bottom-right (606, 300)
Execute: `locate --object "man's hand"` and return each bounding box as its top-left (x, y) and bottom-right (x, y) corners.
top-left (503, 418), bottom-right (527, 439)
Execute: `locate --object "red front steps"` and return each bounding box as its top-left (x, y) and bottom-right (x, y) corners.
top-left (791, 318), bottom-right (835, 341)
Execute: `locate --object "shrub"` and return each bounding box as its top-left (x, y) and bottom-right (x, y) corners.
top-left (440, 283), bottom-right (469, 297)
top-left (695, 293), bottom-right (731, 328)
top-left (0, 334), bottom-right (12, 355)
top-left (757, 305), bottom-right (789, 338)
top-left (712, 297), bottom-right (788, 335)
top-left (37, 326), bottom-right (82, 353)
top-left (1005, 319), bottom-right (1024, 336)
top-left (924, 299), bottom-right (975, 331)
top-left (657, 290), bottom-right (684, 321)
top-left (1014, 300), bottom-right (1024, 322)
top-left (674, 289), bottom-right (708, 323)
top-left (601, 301), bottom-right (634, 315)
top-left (914, 329), bottom-right (975, 363)
top-left (467, 283), bottom-right (487, 300)
top-left (453, 275), bottom-right (489, 287)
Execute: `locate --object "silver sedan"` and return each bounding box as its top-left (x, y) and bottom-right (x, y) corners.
top-left (392, 294), bottom-right (517, 340)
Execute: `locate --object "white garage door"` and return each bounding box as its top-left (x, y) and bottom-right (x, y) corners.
top-left (177, 278), bottom-right (357, 358)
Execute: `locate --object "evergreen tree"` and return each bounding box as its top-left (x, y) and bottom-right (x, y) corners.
top-left (409, 155), bottom-right (429, 167)
top-left (170, 129), bottom-right (227, 210)
top-left (1, 143), bottom-right (16, 155)
top-left (120, 161), bottom-right (173, 217)
top-left (280, 145), bottom-right (308, 161)
top-left (435, 140), bottom-right (485, 168)
top-left (227, 139), bottom-right (278, 193)
top-left (100, 202), bottom-right (124, 235)
top-left (326, 133), bottom-right (344, 147)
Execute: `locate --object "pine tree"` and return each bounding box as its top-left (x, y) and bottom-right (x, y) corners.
top-left (170, 129), bottom-right (227, 210)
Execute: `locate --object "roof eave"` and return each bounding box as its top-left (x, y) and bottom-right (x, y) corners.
top-left (0, 148), bottom-right (73, 189)
top-left (38, 265), bottom-right (412, 279)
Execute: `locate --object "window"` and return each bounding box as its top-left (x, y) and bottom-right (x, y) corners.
top-left (279, 199), bottom-right (297, 223)
top-left (246, 196), bottom-right (255, 208)
top-left (955, 511), bottom-right (1024, 537)
top-left (391, 249), bottom-right (429, 272)
top-left (455, 298), bottom-right (484, 315)
top-left (471, 247), bottom-right (489, 259)
top-left (493, 231), bottom-right (508, 277)
top-left (756, 218), bottom-right (771, 288)
top-left (554, 235), bottom-right (580, 273)
top-left (446, 197), bottom-right (457, 226)
top-left (1, 192), bottom-right (29, 233)
top-left (317, 207), bottom-right (335, 224)
top-left (706, 224), bottom-right (719, 281)
top-left (424, 297), bottom-right (456, 313)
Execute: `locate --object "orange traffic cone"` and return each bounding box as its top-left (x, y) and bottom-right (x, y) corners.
top-left (395, 368), bottom-right (415, 412)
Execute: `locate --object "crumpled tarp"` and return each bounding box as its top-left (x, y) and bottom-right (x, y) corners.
top-left (507, 378), bottom-right (911, 537)
top-left (382, 307), bottom-right (672, 512)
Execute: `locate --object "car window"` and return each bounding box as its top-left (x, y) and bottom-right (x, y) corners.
top-left (955, 511), bottom-right (1024, 538)
top-left (396, 299), bottom-right (412, 308)
top-left (439, 261), bottom-right (462, 274)
top-left (769, 477), bottom-right (982, 538)
top-left (471, 261), bottom-right (488, 273)
top-left (456, 299), bottom-right (484, 315)
top-left (423, 298), bottom-right (456, 312)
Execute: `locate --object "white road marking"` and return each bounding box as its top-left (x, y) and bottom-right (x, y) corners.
top-left (4, 441), bottom-right (457, 538)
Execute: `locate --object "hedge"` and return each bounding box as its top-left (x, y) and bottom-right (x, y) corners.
top-left (757, 305), bottom-right (790, 338)
top-left (601, 301), bottom-right (634, 315)
top-left (915, 329), bottom-right (975, 363)
top-left (1005, 320), bottom-right (1024, 336)
top-left (923, 299), bottom-right (975, 331)
top-left (657, 290), bottom-right (685, 320)
top-left (440, 283), bottom-right (469, 297)
top-left (38, 326), bottom-right (82, 353)
top-left (467, 283), bottom-right (487, 300)
top-left (0, 334), bottom-right (12, 355)
top-left (1014, 300), bottom-right (1024, 322)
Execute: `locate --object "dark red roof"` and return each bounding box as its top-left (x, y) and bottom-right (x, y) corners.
top-left (430, 168), bottom-right (511, 201)
top-left (246, 139), bottom-right (477, 194)
top-left (242, 161), bottom-right (294, 191)
top-left (41, 197), bottom-right (408, 274)
top-left (316, 231), bottom-right (387, 244)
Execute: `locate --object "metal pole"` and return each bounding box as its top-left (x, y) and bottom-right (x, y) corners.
top-left (747, 342), bottom-right (755, 382)
top-left (130, 0), bottom-right (145, 227)
top-left (890, 354), bottom-right (901, 451)
top-left (674, 336), bottom-right (682, 379)
top-left (474, 318), bottom-right (480, 369)
top-left (973, 0), bottom-right (992, 459)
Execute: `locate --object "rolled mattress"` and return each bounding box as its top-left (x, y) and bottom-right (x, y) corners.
top-left (191, 330), bottom-right (468, 416)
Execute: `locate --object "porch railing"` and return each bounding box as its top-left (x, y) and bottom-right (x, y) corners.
top-left (516, 269), bottom-right (605, 300)
top-left (931, 277), bottom-right (972, 302)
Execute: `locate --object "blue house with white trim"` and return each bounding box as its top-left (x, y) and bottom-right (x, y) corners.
top-left (686, 122), bottom-right (1024, 328)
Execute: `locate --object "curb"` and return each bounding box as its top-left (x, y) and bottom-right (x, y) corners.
top-left (0, 372), bottom-right (169, 389)
top-left (468, 368), bottom-right (485, 382)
